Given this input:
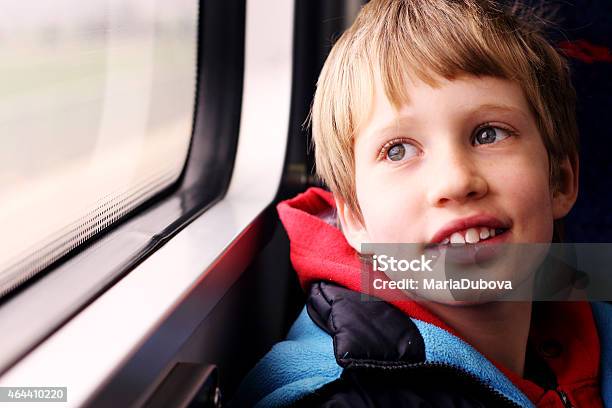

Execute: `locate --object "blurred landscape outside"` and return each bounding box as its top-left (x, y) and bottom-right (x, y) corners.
top-left (0, 0), bottom-right (198, 295)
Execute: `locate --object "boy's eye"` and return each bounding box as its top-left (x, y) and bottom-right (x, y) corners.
top-left (473, 126), bottom-right (511, 145)
top-left (386, 142), bottom-right (419, 161)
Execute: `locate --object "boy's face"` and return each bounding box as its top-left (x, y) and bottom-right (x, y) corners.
top-left (337, 75), bottom-right (577, 249)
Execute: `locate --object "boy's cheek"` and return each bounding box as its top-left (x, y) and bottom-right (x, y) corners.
top-left (498, 165), bottom-right (555, 242)
top-left (356, 176), bottom-right (425, 243)
top-left (354, 147), bottom-right (555, 244)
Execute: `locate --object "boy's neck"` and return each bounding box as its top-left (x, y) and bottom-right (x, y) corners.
top-left (425, 301), bottom-right (533, 376)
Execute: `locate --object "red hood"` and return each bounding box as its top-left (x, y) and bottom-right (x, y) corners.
top-left (277, 187), bottom-right (602, 407)
top-left (278, 187), bottom-right (460, 331)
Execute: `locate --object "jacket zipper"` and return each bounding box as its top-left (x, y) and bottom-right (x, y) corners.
top-left (351, 361), bottom-right (523, 408)
top-left (555, 390), bottom-right (574, 408)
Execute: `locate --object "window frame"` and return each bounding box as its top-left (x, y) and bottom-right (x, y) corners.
top-left (0, 0), bottom-right (250, 379)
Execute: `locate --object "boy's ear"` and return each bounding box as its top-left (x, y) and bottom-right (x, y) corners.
top-left (552, 154), bottom-right (579, 219)
top-left (335, 196), bottom-right (370, 252)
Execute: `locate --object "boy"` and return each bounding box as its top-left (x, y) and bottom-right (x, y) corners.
top-left (234, 0), bottom-right (612, 406)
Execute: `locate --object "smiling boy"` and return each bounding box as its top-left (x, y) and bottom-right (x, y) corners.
top-left (233, 0), bottom-right (611, 407)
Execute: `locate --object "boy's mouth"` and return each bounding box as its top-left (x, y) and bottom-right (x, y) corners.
top-left (435, 226), bottom-right (508, 245)
top-left (427, 215), bottom-right (511, 248)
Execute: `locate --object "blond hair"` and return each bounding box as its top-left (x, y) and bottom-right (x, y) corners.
top-left (311, 0), bottom-right (578, 218)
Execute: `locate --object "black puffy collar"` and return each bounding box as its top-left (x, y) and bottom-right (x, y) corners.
top-left (306, 281), bottom-right (426, 368)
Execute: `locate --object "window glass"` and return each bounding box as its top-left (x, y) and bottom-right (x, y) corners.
top-left (0, 0), bottom-right (198, 296)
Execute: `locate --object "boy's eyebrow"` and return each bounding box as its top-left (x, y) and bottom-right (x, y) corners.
top-left (371, 103), bottom-right (530, 138)
top-left (373, 117), bottom-right (415, 138)
top-left (470, 103), bottom-right (530, 119)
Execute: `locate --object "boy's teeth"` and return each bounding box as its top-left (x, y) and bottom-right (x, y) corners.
top-left (465, 228), bottom-right (479, 244)
top-left (442, 227), bottom-right (505, 245)
top-left (450, 232), bottom-right (465, 244)
top-left (479, 228), bottom-right (490, 240)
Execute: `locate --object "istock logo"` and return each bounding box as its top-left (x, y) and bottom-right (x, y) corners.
top-left (372, 254), bottom-right (434, 272)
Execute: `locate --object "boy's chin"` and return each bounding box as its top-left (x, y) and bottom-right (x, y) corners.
top-left (405, 288), bottom-right (515, 306)
top-left (422, 298), bottom-right (499, 307)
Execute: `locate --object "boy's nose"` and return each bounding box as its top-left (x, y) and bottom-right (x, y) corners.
top-left (425, 149), bottom-right (488, 207)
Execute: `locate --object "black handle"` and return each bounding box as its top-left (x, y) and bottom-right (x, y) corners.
top-left (143, 363), bottom-right (221, 408)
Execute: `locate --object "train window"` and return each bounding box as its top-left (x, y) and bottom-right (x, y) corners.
top-left (0, 0), bottom-right (198, 296)
top-left (0, 0), bottom-right (295, 404)
top-left (0, 0), bottom-right (245, 380)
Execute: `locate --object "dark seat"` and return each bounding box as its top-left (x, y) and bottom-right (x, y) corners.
top-left (543, 1), bottom-right (612, 242)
